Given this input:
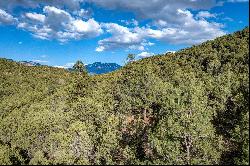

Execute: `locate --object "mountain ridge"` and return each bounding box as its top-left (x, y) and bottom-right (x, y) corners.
top-left (5, 60), bottom-right (122, 75)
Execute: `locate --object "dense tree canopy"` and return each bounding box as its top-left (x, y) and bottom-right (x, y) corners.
top-left (0, 27), bottom-right (249, 165)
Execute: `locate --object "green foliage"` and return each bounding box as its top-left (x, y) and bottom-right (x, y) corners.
top-left (72, 60), bottom-right (88, 75)
top-left (126, 54), bottom-right (136, 64)
top-left (0, 27), bottom-right (249, 165)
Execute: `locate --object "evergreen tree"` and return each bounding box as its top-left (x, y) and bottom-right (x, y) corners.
top-left (126, 54), bottom-right (136, 64)
top-left (0, 27), bottom-right (248, 165)
top-left (73, 60), bottom-right (88, 76)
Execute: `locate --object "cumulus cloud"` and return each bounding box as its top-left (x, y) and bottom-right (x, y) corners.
top-left (18, 6), bottom-right (102, 42)
top-left (0, 0), bottom-right (84, 11)
top-left (0, 0), bottom-right (230, 50)
top-left (86, 0), bottom-right (217, 25)
top-left (153, 20), bottom-right (168, 28)
top-left (96, 23), bottom-right (158, 52)
top-left (96, 10), bottom-right (225, 52)
top-left (141, 9), bottom-right (225, 45)
top-left (96, 23), bottom-right (146, 52)
top-left (90, 1), bottom-right (225, 51)
top-left (25, 12), bottom-right (45, 22)
top-left (0, 9), bottom-right (17, 25)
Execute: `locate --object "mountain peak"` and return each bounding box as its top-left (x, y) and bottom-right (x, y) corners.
top-left (86, 62), bottom-right (121, 75)
top-left (19, 61), bottom-right (42, 67)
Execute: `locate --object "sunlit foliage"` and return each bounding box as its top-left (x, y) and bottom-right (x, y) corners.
top-left (0, 27), bottom-right (249, 165)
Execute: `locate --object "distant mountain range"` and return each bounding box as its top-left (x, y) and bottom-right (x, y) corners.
top-left (17, 60), bottom-right (121, 75)
top-left (85, 62), bottom-right (121, 75)
top-left (68, 62), bottom-right (122, 75)
top-left (19, 61), bottom-right (42, 67)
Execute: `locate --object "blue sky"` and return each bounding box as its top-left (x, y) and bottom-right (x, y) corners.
top-left (0, 0), bottom-right (249, 67)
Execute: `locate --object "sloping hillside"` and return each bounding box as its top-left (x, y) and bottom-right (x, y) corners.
top-left (0, 28), bottom-right (249, 165)
top-left (0, 59), bottom-right (73, 116)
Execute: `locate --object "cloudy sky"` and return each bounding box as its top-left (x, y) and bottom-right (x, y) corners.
top-left (0, 0), bottom-right (249, 67)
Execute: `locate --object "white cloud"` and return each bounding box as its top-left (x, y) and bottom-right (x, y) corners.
top-left (33, 59), bottom-right (49, 63)
top-left (128, 45), bottom-right (145, 51)
top-left (120, 19), bottom-right (139, 27)
top-left (25, 12), bottom-right (45, 22)
top-left (54, 66), bottom-right (67, 68)
top-left (0, 9), bottom-right (17, 25)
top-left (0, 0), bottom-right (84, 11)
top-left (72, 19), bottom-right (102, 35)
top-left (96, 23), bottom-right (146, 52)
top-left (142, 41), bottom-right (155, 46)
top-left (73, 9), bottom-right (92, 19)
top-left (96, 23), bottom-right (158, 52)
top-left (92, 1), bottom-right (225, 52)
top-left (96, 12), bottom-right (225, 52)
top-left (137, 52), bottom-right (154, 58)
top-left (86, 0), bottom-right (217, 25)
top-left (18, 6), bottom-right (102, 42)
top-left (54, 62), bottom-right (75, 69)
top-left (1, 0), bottom-right (227, 16)
top-left (196, 11), bottom-right (216, 19)
top-left (1, 0), bottom-right (229, 50)
top-left (96, 46), bottom-right (105, 52)
top-left (43, 6), bottom-right (73, 31)
top-left (154, 19), bottom-right (168, 27)
top-left (144, 11), bottom-right (225, 44)
top-left (166, 50), bottom-right (176, 54)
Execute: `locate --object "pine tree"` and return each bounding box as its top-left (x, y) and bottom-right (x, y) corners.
top-left (73, 60), bottom-right (88, 76)
top-left (126, 54), bottom-right (136, 64)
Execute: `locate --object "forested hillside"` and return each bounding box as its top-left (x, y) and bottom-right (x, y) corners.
top-left (0, 27), bottom-right (249, 165)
